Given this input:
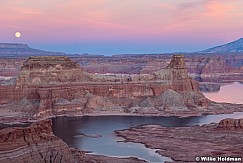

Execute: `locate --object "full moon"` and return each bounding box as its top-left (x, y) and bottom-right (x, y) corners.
top-left (15, 32), bottom-right (21, 38)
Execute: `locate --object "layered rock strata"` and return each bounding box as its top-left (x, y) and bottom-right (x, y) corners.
top-left (0, 120), bottom-right (147, 163)
top-left (15, 56), bottom-right (89, 88)
top-left (2, 52), bottom-right (243, 87)
top-left (218, 118), bottom-right (243, 129)
top-left (116, 118), bottom-right (243, 162)
top-left (70, 148), bottom-right (147, 163)
top-left (0, 120), bottom-right (74, 163)
top-left (0, 55), bottom-right (210, 116)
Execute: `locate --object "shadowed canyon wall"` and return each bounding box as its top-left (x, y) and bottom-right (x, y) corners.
top-left (0, 120), bottom-right (74, 163)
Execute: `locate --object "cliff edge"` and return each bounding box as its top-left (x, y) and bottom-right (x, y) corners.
top-left (0, 55), bottom-right (215, 117)
top-left (0, 120), bottom-right (74, 163)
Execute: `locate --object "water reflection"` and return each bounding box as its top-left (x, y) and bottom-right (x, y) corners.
top-left (52, 112), bottom-right (243, 162)
top-left (203, 82), bottom-right (243, 104)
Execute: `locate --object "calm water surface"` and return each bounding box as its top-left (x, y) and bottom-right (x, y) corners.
top-left (53, 81), bottom-right (243, 162)
top-left (203, 82), bottom-right (243, 104)
top-left (53, 112), bottom-right (243, 162)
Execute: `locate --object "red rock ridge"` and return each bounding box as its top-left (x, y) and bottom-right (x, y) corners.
top-left (0, 55), bottom-right (208, 116)
top-left (15, 56), bottom-right (89, 88)
top-left (218, 118), bottom-right (243, 130)
top-left (0, 120), bottom-right (147, 163)
top-left (0, 120), bottom-right (74, 163)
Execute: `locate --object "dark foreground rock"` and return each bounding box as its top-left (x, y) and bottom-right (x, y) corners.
top-left (0, 119), bottom-right (74, 163)
top-left (218, 118), bottom-right (243, 129)
top-left (116, 118), bottom-right (243, 162)
top-left (0, 119), bottom-right (146, 163)
top-left (71, 148), bottom-right (147, 163)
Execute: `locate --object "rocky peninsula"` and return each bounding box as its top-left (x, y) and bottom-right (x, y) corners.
top-left (116, 118), bottom-right (243, 162)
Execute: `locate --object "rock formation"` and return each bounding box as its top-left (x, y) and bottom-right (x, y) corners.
top-left (116, 118), bottom-right (243, 162)
top-left (166, 54), bottom-right (186, 69)
top-left (0, 120), bottom-right (74, 163)
top-left (0, 55), bottom-right (211, 117)
top-left (2, 42), bottom-right (243, 86)
top-left (0, 120), bottom-right (148, 163)
top-left (16, 56), bottom-right (89, 88)
top-left (218, 118), bottom-right (243, 130)
top-left (199, 83), bottom-right (221, 92)
top-left (70, 148), bottom-right (147, 163)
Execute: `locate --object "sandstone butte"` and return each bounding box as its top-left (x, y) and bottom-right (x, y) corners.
top-left (116, 118), bottom-right (243, 163)
top-left (1, 55), bottom-right (243, 163)
top-left (0, 54), bottom-right (243, 120)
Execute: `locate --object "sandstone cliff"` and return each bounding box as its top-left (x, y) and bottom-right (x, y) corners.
top-left (0, 120), bottom-right (74, 163)
top-left (0, 55), bottom-right (210, 117)
top-left (2, 47), bottom-right (243, 87)
top-left (218, 118), bottom-right (243, 130)
top-left (0, 120), bottom-right (148, 163)
top-left (15, 56), bottom-right (90, 88)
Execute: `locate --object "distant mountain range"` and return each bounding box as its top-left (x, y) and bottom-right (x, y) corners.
top-left (201, 38), bottom-right (243, 53)
top-left (1, 38), bottom-right (243, 57)
top-left (0, 43), bottom-right (66, 57)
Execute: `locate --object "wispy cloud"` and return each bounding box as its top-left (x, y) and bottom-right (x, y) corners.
top-left (1, 0), bottom-right (243, 43)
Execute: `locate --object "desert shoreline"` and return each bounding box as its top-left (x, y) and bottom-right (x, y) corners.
top-left (1, 106), bottom-right (243, 125)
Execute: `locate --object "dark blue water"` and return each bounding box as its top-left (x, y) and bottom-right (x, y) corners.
top-left (53, 112), bottom-right (243, 162)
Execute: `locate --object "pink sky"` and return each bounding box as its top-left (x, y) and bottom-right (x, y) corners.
top-left (1, 0), bottom-right (243, 55)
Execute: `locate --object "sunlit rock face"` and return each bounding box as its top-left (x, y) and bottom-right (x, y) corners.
top-left (15, 56), bottom-right (88, 88)
top-left (166, 55), bottom-right (186, 69)
top-left (1, 55), bottom-right (210, 116)
top-left (151, 55), bottom-right (199, 94)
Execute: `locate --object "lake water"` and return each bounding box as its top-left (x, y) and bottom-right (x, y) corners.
top-left (203, 82), bottom-right (243, 104)
top-left (52, 112), bottom-right (243, 163)
top-left (52, 82), bottom-right (243, 162)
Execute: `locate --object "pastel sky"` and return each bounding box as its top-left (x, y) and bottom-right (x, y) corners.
top-left (1, 0), bottom-right (243, 55)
